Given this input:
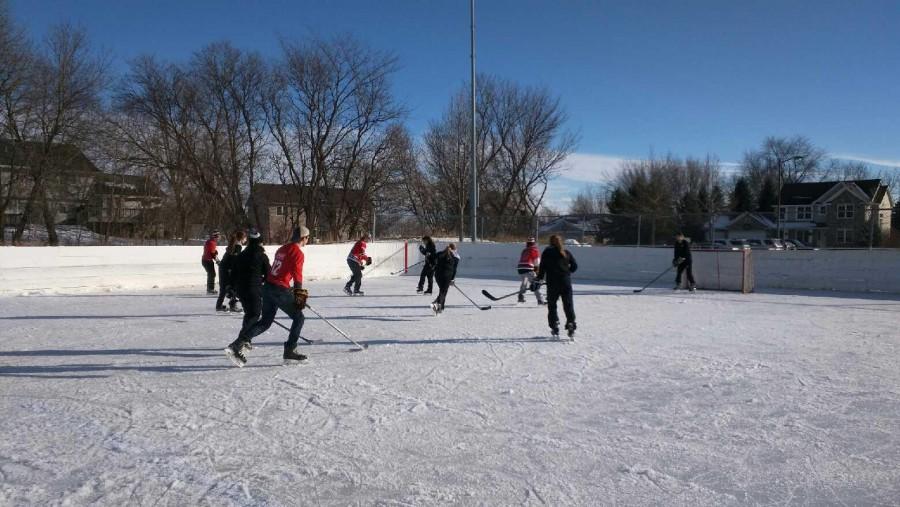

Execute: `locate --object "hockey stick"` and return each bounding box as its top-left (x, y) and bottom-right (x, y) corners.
top-left (361, 246), bottom-right (405, 278)
top-left (452, 283), bottom-right (491, 310)
top-left (481, 289), bottom-right (519, 301)
top-left (272, 320), bottom-right (322, 344)
top-left (482, 280), bottom-right (544, 301)
top-left (391, 259), bottom-right (424, 276)
top-left (305, 303), bottom-right (368, 350)
top-left (633, 265), bottom-right (675, 293)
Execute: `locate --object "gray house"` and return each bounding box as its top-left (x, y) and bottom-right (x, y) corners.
top-left (778, 179), bottom-right (893, 247)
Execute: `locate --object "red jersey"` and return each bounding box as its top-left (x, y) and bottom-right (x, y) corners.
top-left (517, 245), bottom-right (540, 271)
top-left (267, 243), bottom-right (305, 288)
top-left (202, 238), bottom-right (218, 262)
top-left (347, 240), bottom-right (369, 264)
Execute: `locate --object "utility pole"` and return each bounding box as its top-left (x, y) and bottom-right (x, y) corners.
top-left (469, 0), bottom-right (478, 242)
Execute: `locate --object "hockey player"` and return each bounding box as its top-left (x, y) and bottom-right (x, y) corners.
top-left (344, 233), bottom-right (372, 296)
top-left (216, 229), bottom-right (247, 312)
top-left (430, 243), bottom-right (459, 314)
top-left (516, 237), bottom-right (545, 305)
top-left (673, 232), bottom-right (696, 291)
top-left (226, 226), bottom-right (311, 366)
top-left (230, 229), bottom-right (269, 346)
top-left (201, 230), bottom-right (220, 294)
top-left (537, 234), bottom-right (578, 339)
top-left (416, 235), bottom-right (437, 294)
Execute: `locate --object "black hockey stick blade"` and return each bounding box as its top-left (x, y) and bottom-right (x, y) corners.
top-left (481, 289), bottom-right (519, 302)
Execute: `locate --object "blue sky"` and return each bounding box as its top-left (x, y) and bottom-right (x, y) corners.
top-left (10, 0), bottom-right (900, 209)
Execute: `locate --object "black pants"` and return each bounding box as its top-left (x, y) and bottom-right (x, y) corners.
top-left (547, 283), bottom-right (575, 329)
top-left (240, 283), bottom-right (305, 350)
top-left (216, 268), bottom-right (238, 309)
top-left (346, 259), bottom-right (363, 292)
top-left (237, 286), bottom-right (262, 336)
top-left (676, 262), bottom-right (695, 287)
top-left (418, 263), bottom-right (434, 292)
top-left (433, 277), bottom-right (451, 310)
top-left (202, 260), bottom-right (216, 292)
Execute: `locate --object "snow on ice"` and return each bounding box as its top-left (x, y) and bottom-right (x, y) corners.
top-left (1, 276), bottom-right (899, 505)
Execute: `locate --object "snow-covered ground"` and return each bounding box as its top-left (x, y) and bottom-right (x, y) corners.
top-left (1, 276), bottom-right (898, 506)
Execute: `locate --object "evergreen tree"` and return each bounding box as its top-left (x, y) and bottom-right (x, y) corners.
top-left (757, 177), bottom-right (778, 213)
top-left (731, 178), bottom-right (753, 212)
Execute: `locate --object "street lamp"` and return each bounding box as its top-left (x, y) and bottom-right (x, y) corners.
top-left (775, 154), bottom-right (805, 239)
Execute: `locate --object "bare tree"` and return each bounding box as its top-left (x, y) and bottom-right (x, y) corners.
top-left (740, 136), bottom-right (825, 204)
top-left (568, 184), bottom-right (605, 215)
top-left (3, 24), bottom-right (108, 245)
top-left (265, 35), bottom-right (404, 241)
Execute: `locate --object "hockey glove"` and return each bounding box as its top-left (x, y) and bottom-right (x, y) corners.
top-left (292, 288), bottom-right (309, 310)
top-left (419, 245), bottom-right (427, 255)
top-left (673, 257), bottom-right (684, 267)
top-left (366, 256), bottom-right (373, 266)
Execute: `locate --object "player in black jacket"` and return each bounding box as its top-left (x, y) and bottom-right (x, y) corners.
top-left (430, 243), bottom-right (459, 314)
top-left (216, 230), bottom-right (246, 312)
top-left (537, 235), bottom-right (578, 338)
top-left (417, 236), bottom-right (437, 294)
top-left (673, 232), bottom-right (695, 291)
top-left (231, 230), bottom-right (270, 342)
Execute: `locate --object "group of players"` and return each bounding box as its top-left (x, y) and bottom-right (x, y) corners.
top-left (200, 227), bottom-right (587, 367)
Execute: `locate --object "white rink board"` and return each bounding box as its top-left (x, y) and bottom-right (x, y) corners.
top-left (0, 242), bottom-right (408, 295)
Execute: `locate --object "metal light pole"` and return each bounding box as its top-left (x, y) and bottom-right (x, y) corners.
top-left (775, 154), bottom-right (804, 239)
top-left (469, 0), bottom-right (478, 242)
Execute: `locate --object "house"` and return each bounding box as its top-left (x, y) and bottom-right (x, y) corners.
top-left (0, 139), bottom-right (163, 238)
top-left (778, 179), bottom-right (893, 247)
top-left (705, 212), bottom-right (776, 241)
top-left (538, 215), bottom-right (602, 243)
top-left (247, 183), bottom-right (370, 243)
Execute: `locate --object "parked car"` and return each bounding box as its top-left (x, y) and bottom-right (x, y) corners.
top-left (783, 239), bottom-right (818, 251)
top-left (763, 239), bottom-right (785, 250)
top-left (696, 240), bottom-right (742, 251)
top-left (728, 239), bottom-right (751, 250)
top-left (564, 238), bottom-right (591, 247)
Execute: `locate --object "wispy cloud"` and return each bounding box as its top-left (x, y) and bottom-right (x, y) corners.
top-left (560, 152), bottom-right (637, 184)
top-left (829, 154), bottom-right (900, 168)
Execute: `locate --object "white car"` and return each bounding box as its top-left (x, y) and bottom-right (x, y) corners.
top-left (563, 238), bottom-right (591, 247)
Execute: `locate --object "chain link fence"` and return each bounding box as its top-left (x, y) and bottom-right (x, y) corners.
top-left (372, 205), bottom-right (899, 249)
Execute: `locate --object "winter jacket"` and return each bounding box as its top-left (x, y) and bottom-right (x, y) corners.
top-left (202, 238), bottom-right (218, 262)
top-left (537, 247), bottom-right (578, 288)
top-left (517, 245), bottom-right (540, 273)
top-left (673, 239), bottom-right (692, 264)
top-left (419, 241), bottom-right (437, 266)
top-left (434, 249), bottom-right (459, 282)
top-left (232, 237), bottom-right (270, 293)
top-left (219, 244), bottom-right (243, 286)
top-left (348, 240), bottom-right (370, 265)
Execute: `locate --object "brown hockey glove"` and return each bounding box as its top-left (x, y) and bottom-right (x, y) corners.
top-left (292, 288), bottom-right (309, 310)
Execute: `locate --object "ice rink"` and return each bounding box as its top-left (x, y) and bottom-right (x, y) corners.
top-left (1, 275), bottom-right (898, 506)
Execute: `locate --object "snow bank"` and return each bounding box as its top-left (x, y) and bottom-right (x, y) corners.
top-left (0, 242), bottom-right (408, 295)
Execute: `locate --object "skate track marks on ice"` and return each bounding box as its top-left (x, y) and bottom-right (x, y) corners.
top-left (1, 277), bottom-right (899, 505)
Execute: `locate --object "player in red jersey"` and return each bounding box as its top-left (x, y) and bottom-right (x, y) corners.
top-left (516, 237), bottom-right (545, 305)
top-left (201, 230), bottom-right (220, 294)
top-left (343, 233), bottom-right (372, 296)
top-left (225, 226), bottom-right (311, 366)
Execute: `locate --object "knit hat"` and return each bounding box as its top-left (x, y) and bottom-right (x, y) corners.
top-left (247, 229), bottom-right (261, 239)
top-left (210, 230), bottom-right (220, 237)
top-left (526, 237), bottom-right (536, 246)
top-left (290, 226), bottom-right (310, 242)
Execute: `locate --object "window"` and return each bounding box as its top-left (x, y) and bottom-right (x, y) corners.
top-left (815, 204), bottom-right (826, 216)
top-left (797, 206), bottom-right (812, 220)
top-left (836, 204), bottom-right (854, 219)
top-left (837, 229), bottom-right (853, 244)
top-left (275, 205), bottom-right (285, 216)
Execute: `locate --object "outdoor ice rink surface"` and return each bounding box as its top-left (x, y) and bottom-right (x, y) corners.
top-left (1, 276), bottom-right (898, 506)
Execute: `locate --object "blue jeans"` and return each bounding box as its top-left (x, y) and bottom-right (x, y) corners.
top-left (242, 283), bottom-right (305, 349)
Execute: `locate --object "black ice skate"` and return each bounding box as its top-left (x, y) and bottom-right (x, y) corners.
top-left (343, 285), bottom-right (353, 296)
top-left (565, 322), bottom-right (576, 339)
top-left (283, 347), bottom-right (308, 364)
top-left (224, 341), bottom-right (248, 367)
